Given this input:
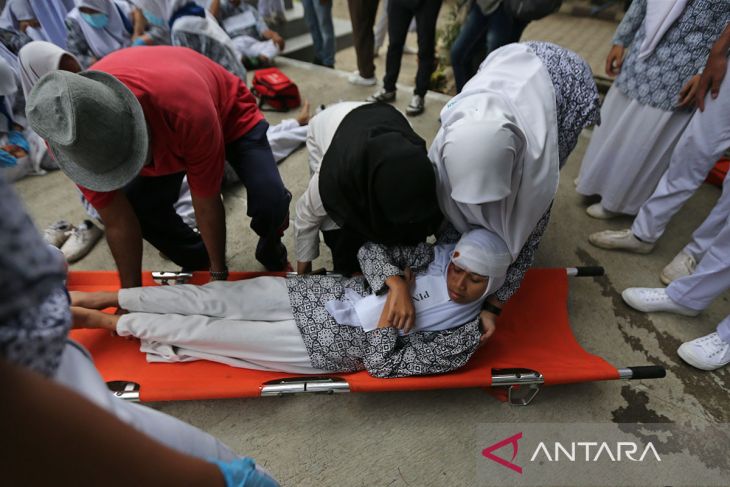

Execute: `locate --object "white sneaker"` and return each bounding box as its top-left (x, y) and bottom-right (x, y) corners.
top-left (404, 45), bottom-right (418, 55)
top-left (586, 203), bottom-right (620, 219)
top-left (621, 287), bottom-right (700, 316)
top-left (61, 220), bottom-right (103, 263)
top-left (348, 71), bottom-right (376, 86)
top-left (588, 228), bottom-right (654, 253)
top-left (660, 251), bottom-right (696, 285)
top-left (677, 332), bottom-right (730, 371)
top-left (43, 220), bottom-right (74, 248)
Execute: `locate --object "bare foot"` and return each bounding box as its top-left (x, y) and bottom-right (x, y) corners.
top-left (71, 306), bottom-right (120, 331)
top-left (69, 291), bottom-right (118, 310)
top-left (296, 100), bottom-right (311, 126)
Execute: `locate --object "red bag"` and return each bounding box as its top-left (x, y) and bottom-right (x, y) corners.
top-left (251, 67), bottom-right (301, 112)
top-left (706, 158), bottom-right (729, 188)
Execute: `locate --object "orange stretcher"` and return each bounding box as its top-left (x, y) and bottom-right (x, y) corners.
top-left (68, 267), bottom-right (665, 406)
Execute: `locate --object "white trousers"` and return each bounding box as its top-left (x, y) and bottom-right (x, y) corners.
top-left (117, 278), bottom-right (327, 374)
top-left (232, 35), bottom-right (280, 60)
top-left (666, 176), bottom-right (730, 312)
top-left (54, 341), bottom-right (238, 461)
top-left (631, 72), bottom-right (730, 256)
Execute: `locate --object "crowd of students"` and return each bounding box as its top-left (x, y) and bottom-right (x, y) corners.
top-left (1, 0), bottom-right (730, 485)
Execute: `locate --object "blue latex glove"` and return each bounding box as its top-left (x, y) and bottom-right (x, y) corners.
top-left (131, 37), bottom-right (146, 46)
top-left (8, 130), bottom-right (30, 153)
top-left (213, 458), bottom-right (279, 487)
top-left (0, 148), bottom-right (17, 167)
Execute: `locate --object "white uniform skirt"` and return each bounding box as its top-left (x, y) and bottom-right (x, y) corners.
top-left (576, 87), bottom-right (692, 215)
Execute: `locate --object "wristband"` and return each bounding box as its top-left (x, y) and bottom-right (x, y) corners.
top-left (481, 301), bottom-right (502, 316)
top-left (210, 268), bottom-right (229, 281)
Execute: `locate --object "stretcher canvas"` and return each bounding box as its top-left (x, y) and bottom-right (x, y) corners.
top-left (68, 268), bottom-right (620, 402)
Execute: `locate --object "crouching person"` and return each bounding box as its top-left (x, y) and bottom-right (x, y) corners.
top-left (71, 228), bottom-right (511, 378)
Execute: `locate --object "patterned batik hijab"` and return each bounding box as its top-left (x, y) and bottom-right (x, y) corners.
top-left (524, 41), bottom-right (601, 167)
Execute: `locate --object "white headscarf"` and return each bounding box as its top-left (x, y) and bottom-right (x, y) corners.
top-left (0, 58), bottom-right (19, 132)
top-left (8, 0), bottom-right (35, 21)
top-left (325, 228), bottom-right (511, 334)
top-left (451, 228), bottom-right (511, 296)
top-left (130, 0), bottom-right (189, 22)
top-left (0, 58), bottom-right (17, 96)
top-left (18, 41), bottom-right (80, 97)
top-left (638, 0), bottom-right (688, 60)
top-left (68, 0), bottom-right (131, 59)
top-left (30, 0), bottom-right (71, 48)
top-left (429, 43), bottom-right (559, 260)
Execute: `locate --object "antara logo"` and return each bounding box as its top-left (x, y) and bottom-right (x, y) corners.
top-left (482, 433), bottom-right (661, 475)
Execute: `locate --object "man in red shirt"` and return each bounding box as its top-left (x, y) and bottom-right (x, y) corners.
top-left (27, 46), bottom-right (291, 288)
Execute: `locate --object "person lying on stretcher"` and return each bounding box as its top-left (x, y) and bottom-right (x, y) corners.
top-left (71, 227), bottom-right (512, 378)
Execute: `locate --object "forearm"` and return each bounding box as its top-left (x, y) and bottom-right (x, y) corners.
top-left (192, 194), bottom-right (227, 271)
top-left (710, 23), bottom-right (730, 59)
top-left (0, 358), bottom-right (225, 487)
top-left (105, 224), bottom-right (143, 288)
top-left (96, 195), bottom-right (144, 290)
top-left (208, 0), bottom-right (221, 18)
top-left (132, 8), bottom-right (146, 38)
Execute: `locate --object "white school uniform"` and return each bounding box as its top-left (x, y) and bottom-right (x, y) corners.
top-left (631, 71), bottom-right (730, 254)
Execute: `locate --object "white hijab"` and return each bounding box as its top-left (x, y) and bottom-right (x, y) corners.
top-left (325, 228), bottom-right (512, 334)
top-left (68, 0), bottom-right (131, 59)
top-left (130, 0), bottom-right (190, 21)
top-left (638, 0), bottom-right (688, 60)
top-left (0, 58), bottom-right (18, 132)
top-left (429, 43), bottom-right (559, 260)
top-left (18, 41), bottom-right (80, 97)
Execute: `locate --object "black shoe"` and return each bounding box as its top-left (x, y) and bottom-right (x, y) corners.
top-left (255, 237), bottom-right (289, 271)
top-left (406, 94), bottom-right (425, 116)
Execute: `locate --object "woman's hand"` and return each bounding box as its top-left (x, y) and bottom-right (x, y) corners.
top-left (478, 310), bottom-right (497, 348)
top-left (379, 274), bottom-right (415, 332)
top-left (297, 260), bottom-right (313, 275)
top-left (696, 51), bottom-right (728, 111)
top-left (605, 44), bottom-right (625, 77)
top-left (677, 74), bottom-right (701, 108)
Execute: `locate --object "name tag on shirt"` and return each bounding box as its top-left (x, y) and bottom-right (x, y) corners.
top-left (354, 275), bottom-right (449, 331)
top-left (223, 11), bottom-right (257, 33)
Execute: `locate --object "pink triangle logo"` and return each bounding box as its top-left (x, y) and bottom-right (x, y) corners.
top-left (482, 432), bottom-right (523, 474)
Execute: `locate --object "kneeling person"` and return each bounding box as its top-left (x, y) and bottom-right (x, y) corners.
top-left (71, 228), bottom-right (511, 378)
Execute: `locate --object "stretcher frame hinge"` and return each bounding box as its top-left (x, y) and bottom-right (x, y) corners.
top-left (107, 381), bottom-right (141, 402)
top-left (260, 377), bottom-right (350, 396)
top-left (491, 369), bottom-right (544, 406)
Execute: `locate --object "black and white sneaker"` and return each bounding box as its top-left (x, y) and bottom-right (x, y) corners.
top-left (367, 88), bottom-right (396, 103)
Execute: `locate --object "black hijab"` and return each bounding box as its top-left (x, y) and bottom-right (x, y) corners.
top-left (319, 103), bottom-right (443, 248)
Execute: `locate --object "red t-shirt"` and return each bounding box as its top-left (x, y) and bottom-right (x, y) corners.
top-left (78, 46), bottom-right (264, 209)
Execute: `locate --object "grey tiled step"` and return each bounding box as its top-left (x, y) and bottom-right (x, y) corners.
top-left (281, 16), bottom-right (353, 63)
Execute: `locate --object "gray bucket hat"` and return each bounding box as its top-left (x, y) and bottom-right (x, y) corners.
top-left (26, 70), bottom-right (149, 192)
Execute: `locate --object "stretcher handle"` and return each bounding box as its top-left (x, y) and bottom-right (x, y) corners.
top-left (566, 266), bottom-right (605, 277)
top-left (619, 366), bottom-right (666, 380)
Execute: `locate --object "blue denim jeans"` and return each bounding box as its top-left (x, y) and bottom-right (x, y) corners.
top-left (301, 0), bottom-right (336, 67)
top-left (450, 2), bottom-right (528, 92)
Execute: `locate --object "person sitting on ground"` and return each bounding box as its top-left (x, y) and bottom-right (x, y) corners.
top-left (71, 227), bottom-right (512, 378)
top-left (65, 0), bottom-right (134, 68)
top-left (294, 101), bottom-right (443, 277)
top-left (208, 0), bottom-right (284, 69)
